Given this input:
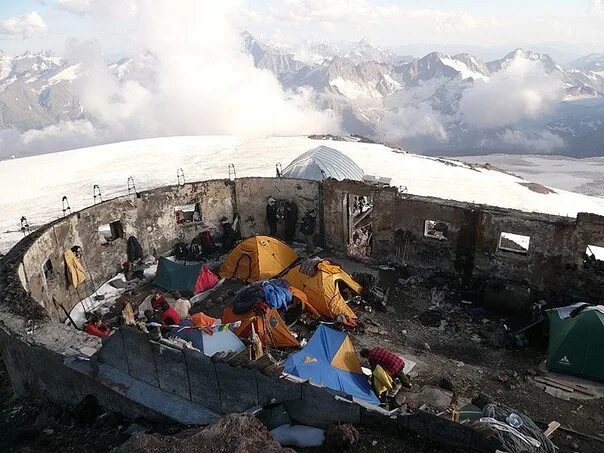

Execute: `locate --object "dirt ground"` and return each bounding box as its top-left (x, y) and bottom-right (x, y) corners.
top-left (1, 253), bottom-right (603, 452)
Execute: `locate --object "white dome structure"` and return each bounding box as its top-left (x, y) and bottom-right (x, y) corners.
top-left (281, 145), bottom-right (364, 182)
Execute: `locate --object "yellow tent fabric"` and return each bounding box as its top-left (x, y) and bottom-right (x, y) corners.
top-left (331, 335), bottom-right (363, 373)
top-left (373, 365), bottom-right (393, 396)
top-left (64, 250), bottom-right (86, 288)
top-left (284, 260), bottom-right (362, 321)
top-left (219, 236), bottom-right (299, 282)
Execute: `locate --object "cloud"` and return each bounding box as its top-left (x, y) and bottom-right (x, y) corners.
top-left (376, 103), bottom-right (448, 144)
top-left (491, 129), bottom-right (565, 153)
top-left (56, 0), bottom-right (93, 15)
top-left (458, 57), bottom-right (565, 129)
top-left (1, 0), bottom-right (338, 156)
top-left (590, 0), bottom-right (604, 15)
top-left (0, 12), bottom-right (47, 39)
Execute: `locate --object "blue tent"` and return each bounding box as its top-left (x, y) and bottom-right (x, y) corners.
top-left (284, 324), bottom-right (379, 405)
top-left (170, 320), bottom-right (245, 356)
top-left (153, 257), bottom-right (202, 293)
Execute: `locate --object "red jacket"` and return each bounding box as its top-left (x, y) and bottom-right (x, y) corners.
top-left (160, 306), bottom-right (181, 326)
top-left (151, 294), bottom-right (166, 311)
top-left (368, 347), bottom-right (404, 376)
top-left (85, 321), bottom-right (111, 338)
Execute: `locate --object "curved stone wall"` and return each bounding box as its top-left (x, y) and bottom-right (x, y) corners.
top-left (1, 176), bottom-right (604, 424)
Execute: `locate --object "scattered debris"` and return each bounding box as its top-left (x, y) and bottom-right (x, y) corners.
top-left (324, 424), bottom-right (360, 449)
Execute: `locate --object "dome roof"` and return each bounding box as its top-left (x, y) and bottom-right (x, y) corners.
top-left (281, 145), bottom-right (364, 182)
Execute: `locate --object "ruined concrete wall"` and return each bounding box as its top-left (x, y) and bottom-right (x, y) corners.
top-left (235, 178), bottom-right (320, 241)
top-left (19, 180), bottom-right (236, 320)
top-left (372, 194), bottom-right (477, 277)
top-left (472, 210), bottom-right (577, 288)
top-left (323, 179), bottom-right (378, 251)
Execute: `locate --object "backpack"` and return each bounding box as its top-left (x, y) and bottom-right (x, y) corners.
top-left (174, 243), bottom-right (188, 260)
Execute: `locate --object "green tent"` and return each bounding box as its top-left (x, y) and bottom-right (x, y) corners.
top-left (546, 304), bottom-right (604, 382)
top-left (153, 257), bottom-right (202, 294)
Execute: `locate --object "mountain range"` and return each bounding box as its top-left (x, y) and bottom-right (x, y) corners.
top-left (1, 35), bottom-right (604, 157)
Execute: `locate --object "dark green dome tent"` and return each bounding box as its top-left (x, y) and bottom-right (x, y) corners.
top-left (546, 304), bottom-right (604, 382)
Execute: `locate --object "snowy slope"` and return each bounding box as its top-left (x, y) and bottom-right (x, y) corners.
top-left (2, 135), bottom-right (604, 253)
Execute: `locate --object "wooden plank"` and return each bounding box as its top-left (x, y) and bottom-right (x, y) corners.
top-left (539, 376), bottom-right (597, 397)
top-left (544, 386), bottom-right (571, 401)
top-left (535, 377), bottom-right (574, 393)
top-left (543, 421), bottom-right (561, 438)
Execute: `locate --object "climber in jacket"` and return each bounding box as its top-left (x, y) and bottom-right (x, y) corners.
top-left (84, 313), bottom-right (111, 338)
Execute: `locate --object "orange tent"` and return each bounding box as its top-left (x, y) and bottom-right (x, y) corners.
top-left (284, 260), bottom-right (361, 321)
top-left (219, 236), bottom-right (299, 283)
top-left (222, 306), bottom-right (299, 348)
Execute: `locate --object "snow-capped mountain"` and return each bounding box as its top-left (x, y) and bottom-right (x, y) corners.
top-left (0, 51), bottom-right (82, 130)
top-left (2, 35), bottom-right (604, 158)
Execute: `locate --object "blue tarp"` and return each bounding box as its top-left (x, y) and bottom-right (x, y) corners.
top-left (153, 257), bottom-right (202, 293)
top-left (284, 324), bottom-right (379, 405)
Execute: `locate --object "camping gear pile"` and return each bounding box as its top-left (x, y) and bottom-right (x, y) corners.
top-left (464, 397), bottom-right (556, 453)
top-left (174, 230), bottom-right (219, 261)
top-left (222, 279), bottom-right (311, 349)
top-left (153, 258), bottom-right (220, 296)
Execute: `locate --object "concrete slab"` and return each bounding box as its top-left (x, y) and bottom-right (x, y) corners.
top-left (214, 362), bottom-right (258, 413)
top-left (255, 371), bottom-right (302, 406)
top-left (120, 326), bottom-right (159, 387)
top-left (150, 342), bottom-right (190, 400)
top-left (285, 383), bottom-right (361, 427)
top-left (96, 329), bottom-right (129, 373)
top-left (184, 348), bottom-right (222, 413)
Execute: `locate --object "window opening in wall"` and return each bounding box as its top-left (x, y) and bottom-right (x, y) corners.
top-left (424, 220), bottom-right (449, 240)
top-left (498, 232), bottom-right (530, 254)
top-left (584, 244), bottom-right (604, 273)
top-left (175, 203), bottom-right (202, 224)
top-left (347, 194), bottom-right (374, 258)
top-left (98, 220), bottom-right (125, 244)
top-left (43, 259), bottom-right (54, 279)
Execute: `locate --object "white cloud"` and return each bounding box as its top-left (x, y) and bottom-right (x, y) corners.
top-left (2, 0), bottom-right (338, 155)
top-left (494, 129), bottom-right (565, 153)
top-left (377, 103), bottom-right (448, 143)
top-left (590, 0), bottom-right (604, 15)
top-left (56, 0), bottom-right (93, 15)
top-left (458, 57), bottom-right (565, 129)
top-left (0, 12), bottom-right (47, 39)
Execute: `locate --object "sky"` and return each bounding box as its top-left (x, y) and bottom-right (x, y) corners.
top-left (0, 1), bottom-right (603, 59)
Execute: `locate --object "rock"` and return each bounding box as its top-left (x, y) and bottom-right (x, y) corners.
top-left (115, 414), bottom-right (295, 453)
top-left (366, 326), bottom-right (380, 334)
top-left (72, 395), bottom-right (101, 426)
top-left (407, 386), bottom-right (453, 412)
top-left (419, 309), bottom-right (443, 328)
top-left (455, 361), bottom-right (464, 367)
top-left (438, 378), bottom-right (455, 392)
top-left (378, 330), bottom-right (388, 335)
top-left (470, 334), bottom-right (482, 343)
top-left (126, 423), bottom-right (148, 435)
top-left (325, 424), bottom-right (360, 449)
top-left (423, 342), bottom-right (431, 351)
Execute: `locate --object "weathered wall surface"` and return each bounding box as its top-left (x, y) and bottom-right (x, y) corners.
top-left (235, 178), bottom-right (320, 241)
top-left (19, 180), bottom-right (236, 320)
